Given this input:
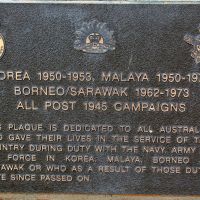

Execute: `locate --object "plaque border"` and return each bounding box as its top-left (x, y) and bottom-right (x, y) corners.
top-left (0, 1), bottom-right (199, 198)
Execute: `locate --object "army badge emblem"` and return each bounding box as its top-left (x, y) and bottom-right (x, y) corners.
top-left (74, 20), bottom-right (116, 54)
top-left (184, 25), bottom-right (200, 64)
top-left (0, 34), bottom-right (5, 59)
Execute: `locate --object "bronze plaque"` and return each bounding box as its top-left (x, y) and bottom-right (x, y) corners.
top-left (0, 2), bottom-right (200, 195)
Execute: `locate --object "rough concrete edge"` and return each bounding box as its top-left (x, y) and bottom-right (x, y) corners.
top-left (0, 194), bottom-right (200, 200)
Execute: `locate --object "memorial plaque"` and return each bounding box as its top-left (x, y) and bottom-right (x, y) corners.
top-left (1, 1), bottom-right (200, 196)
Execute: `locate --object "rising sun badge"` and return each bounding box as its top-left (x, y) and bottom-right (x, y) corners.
top-left (74, 20), bottom-right (116, 54)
